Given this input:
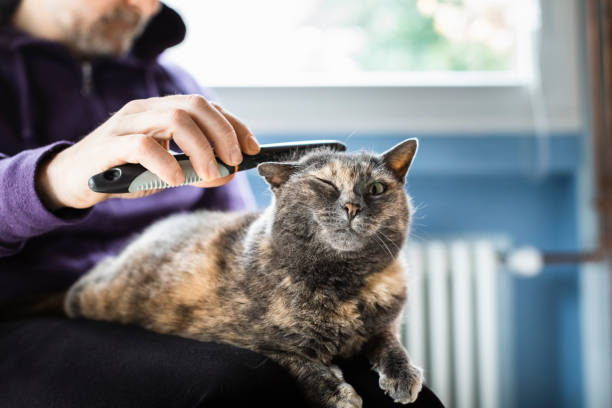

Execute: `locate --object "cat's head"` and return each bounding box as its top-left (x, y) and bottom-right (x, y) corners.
top-left (258, 139), bottom-right (417, 256)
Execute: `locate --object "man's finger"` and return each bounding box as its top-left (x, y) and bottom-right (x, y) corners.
top-left (211, 102), bottom-right (260, 156)
top-left (116, 188), bottom-right (164, 200)
top-left (191, 172), bottom-right (236, 189)
top-left (118, 95), bottom-right (243, 167)
top-left (112, 110), bottom-right (220, 181)
top-left (119, 134), bottom-right (185, 186)
top-left (163, 109), bottom-right (220, 181)
top-left (177, 95), bottom-right (242, 167)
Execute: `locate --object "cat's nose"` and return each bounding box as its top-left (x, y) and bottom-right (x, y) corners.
top-left (345, 202), bottom-right (360, 222)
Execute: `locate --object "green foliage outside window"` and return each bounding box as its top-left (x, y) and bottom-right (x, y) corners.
top-left (307, 0), bottom-right (513, 72)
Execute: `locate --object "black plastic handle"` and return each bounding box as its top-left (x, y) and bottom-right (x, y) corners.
top-left (88, 140), bottom-right (346, 194)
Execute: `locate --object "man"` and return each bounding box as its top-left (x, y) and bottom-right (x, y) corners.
top-left (0, 1), bottom-right (443, 406)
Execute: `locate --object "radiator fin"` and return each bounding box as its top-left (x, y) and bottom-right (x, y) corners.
top-left (401, 240), bottom-right (502, 408)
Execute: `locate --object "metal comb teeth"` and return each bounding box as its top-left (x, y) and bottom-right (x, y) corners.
top-left (131, 173), bottom-right (204, 192)
top-left (127, 160), bottom-right (231, 193)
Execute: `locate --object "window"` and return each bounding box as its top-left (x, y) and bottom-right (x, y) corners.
top-left (162, 0), bottom-right (581, 134)
top-left (164, 0), bottom-right (538, 87)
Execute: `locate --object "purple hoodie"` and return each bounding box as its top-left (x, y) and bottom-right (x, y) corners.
top-left (0, 5), bottom-right (256, 300)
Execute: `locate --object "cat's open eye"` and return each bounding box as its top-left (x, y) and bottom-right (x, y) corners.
top-left (367, 182), bottom-right (386, 195)
top-left (314, 177), bottom-right (338, 191)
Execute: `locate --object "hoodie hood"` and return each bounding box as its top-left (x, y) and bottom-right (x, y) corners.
top-left (129, 3), bottom-right (187, 62)
top-left (0, 0), bottom-right (19, 26)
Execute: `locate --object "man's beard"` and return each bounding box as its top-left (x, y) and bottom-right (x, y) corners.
top-left (66, 7), bottom-right (152, 58)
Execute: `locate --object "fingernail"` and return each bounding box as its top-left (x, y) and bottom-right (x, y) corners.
top-left (247, 135), bottom-right (260, 152)
top-left (230, 145), bottom-right (243, 165)
top-left (207, 160), bottom-right (220, 180)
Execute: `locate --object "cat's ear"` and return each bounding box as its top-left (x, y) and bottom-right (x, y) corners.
top-left (381, 138), bottom-right (418, 181)
top-left (258, 162), bottom-right (300, 189)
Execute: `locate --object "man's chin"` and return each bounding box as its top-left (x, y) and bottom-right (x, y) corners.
top-left (72, 22), bottom-right (147, 58)
top-left (74, 36), bottom-right (136, 58)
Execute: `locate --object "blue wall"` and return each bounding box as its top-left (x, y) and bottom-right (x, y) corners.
top-left (244, 133), bottom-right (583, 408)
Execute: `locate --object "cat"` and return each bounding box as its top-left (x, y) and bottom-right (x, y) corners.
top-left (64, 139), bottom-right (424, 408)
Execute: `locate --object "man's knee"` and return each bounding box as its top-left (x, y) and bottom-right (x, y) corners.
top-left (192, 346), bottom-right (307, 407)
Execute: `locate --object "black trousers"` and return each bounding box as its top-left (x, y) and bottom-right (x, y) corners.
top-left (0, 317), bottom-right (444, 407)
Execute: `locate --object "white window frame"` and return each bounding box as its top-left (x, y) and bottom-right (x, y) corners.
top-left (179, 0), bottom-right (582, 135)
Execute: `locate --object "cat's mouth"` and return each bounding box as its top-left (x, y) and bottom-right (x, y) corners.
top-left (333, 220), bottom-right (361, 233)
top-left (323, 225), bottom-right (367, 252)
top-left (314, 214), bottom-right (370, 251)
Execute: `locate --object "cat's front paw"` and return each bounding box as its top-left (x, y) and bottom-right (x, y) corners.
top-left (326, 382), bottom-right (363, 408)
top-left (379, 364), bottom-right (424, 404)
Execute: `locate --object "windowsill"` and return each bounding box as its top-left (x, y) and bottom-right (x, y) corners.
top-left (203, 71), bottom-right (531, 88)
top-left (210, 84), bottom-right (582, 134)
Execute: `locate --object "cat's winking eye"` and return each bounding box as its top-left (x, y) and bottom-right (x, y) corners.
top-left (313, 177), bottom-right (338, 192)
top-left (367, 182), bottom-right (386, 196)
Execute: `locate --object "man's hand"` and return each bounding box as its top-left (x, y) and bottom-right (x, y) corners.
top-left (36, 95), bottom-right (260, 210)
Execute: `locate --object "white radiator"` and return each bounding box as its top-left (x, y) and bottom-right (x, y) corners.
top-left (400, 240), bottom-right (512, 408)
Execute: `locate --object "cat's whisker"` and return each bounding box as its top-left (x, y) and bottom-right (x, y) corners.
top-left (371, 233), bottom-right (387, 257)
top-left (407, 231), bottom-right (427, 243)
top-left (343, 129), bottom-right (358, 143)
top-left (376, 230), bottom-right (402, 253)
top-left (373, 232), bottom-right (394, 260)
top-left (412, 201), bottom-right (428, 214)
top-left (378, 233), bottom-right (402, 258)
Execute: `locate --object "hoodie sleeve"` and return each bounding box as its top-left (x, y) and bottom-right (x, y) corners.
top-left (0, 141), bottom-right (92, 257)
top-left (159, 60), bottom-right (259, 212)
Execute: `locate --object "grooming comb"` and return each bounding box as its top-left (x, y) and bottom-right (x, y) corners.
top-left (88, 140), bottom-right (347, 194)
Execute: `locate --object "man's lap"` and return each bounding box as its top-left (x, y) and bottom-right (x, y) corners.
top-left (0, 317), bottom-right (443, 407)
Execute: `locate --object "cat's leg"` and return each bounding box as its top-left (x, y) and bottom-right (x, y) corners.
top-left (265, 352), bottom-right (362, 408)
top-left (365, 330), bottom-right (424, 404)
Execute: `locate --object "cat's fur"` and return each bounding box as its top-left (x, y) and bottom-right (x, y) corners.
top-left (64, 139), bottom-right (423, 408)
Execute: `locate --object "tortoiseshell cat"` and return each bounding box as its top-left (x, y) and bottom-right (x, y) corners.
top-left (65, 139), bottom-right (423, 407)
